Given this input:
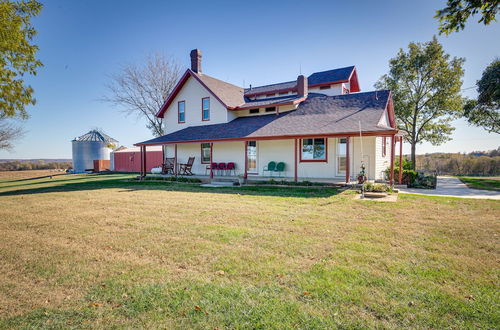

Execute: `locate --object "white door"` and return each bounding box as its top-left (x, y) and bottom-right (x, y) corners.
top-left (247, 141), bottom-right (258, 174)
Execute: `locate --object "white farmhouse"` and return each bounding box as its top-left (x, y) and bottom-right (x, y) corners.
top-left (136, 49), bottom-right (403, 184)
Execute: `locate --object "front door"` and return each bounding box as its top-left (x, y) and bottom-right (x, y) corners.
top-left (247, 141), bottom-right (258, 174)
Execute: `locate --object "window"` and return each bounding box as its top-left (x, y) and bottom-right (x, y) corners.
top-left (249, 108), bottom-right (259, 114)
top-left (202, 97), bottom-right (210, 121)
top-left (265, 107), bottom-right (276, 113)
top-left (320, 85), bottom-right (331, 90)
top-left (178, 101), bottom-right (185, 123)
top-left (201, 143), bottom-right (211, 163)
top-left (279, 91), bottom-right (289, 95)
top-left (266, 93), bottom-right (275, 97)
top-left (301, 138), bottom-right (326, 161)
top-left (382, 137), bottom-right (387, 157)
top-left (337, 138), bottom-right (347, 174)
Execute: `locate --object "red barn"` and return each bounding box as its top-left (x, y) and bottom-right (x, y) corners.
top-left (111, 146), bottom-right (163, 172)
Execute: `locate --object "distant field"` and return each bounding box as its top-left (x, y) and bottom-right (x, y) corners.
top-left (458, 176), bottom-right (500, 191)
top-left (0, 171), bottom-right (499, 328)
top-left (0, 169), bottom-right (67, 180)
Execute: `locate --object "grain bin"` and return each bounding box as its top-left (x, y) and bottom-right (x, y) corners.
top-left (71, 130), bottom-right (118, 173)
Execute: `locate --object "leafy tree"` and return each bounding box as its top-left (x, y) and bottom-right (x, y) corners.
top-left (435, 0), bottom-right (499, 35)
top-left (0, 0), bottom-right (43, 119)
top-left (464, 59), bottom-right (500, 133)
top-left (375, 37), bottom-right (465, 170)
top-left (103, 54), bottom-right (182, 137)
top-left (0, 0), bottom-right (42, 150)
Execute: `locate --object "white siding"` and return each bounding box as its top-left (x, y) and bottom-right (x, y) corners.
top-left (162, 76), bottom-right (229, 134)
top-left (161, 136), bottom-right (383, 180)
top-left (308, 83), bottom-right (343, 96)
top-left (374, 136), bottom-right (392, 180)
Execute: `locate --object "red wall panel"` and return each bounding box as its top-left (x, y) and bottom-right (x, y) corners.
top-left (113, 151), bottom-right (163, 172)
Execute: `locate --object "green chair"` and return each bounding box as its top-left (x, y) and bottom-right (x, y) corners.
top-left (263, 161), bottom-right (276, 176)
top-left (275, 162), bottom-right (285, 177)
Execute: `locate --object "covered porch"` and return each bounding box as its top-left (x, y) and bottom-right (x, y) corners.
top-left (137, 133), bottom-right (405, 186)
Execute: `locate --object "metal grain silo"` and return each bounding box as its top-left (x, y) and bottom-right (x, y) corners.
top-left (71, 130), bottom-right (118, 173)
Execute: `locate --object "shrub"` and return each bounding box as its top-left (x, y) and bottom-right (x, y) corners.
top-left (363, 182), bottom-right (392, 193)
top-left (252, 179), bottom-right (328, 186)
top-left (143, 176), bottom-right (202, 183)
top-left (407, 172), bottom-right (437, 189)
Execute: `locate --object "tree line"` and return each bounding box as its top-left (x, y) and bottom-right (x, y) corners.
top-left (415, 148), bottom-right (500, 176)
top-left (0, 161), bottom-right (72, 171)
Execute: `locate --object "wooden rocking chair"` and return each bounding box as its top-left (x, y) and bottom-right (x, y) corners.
top-left (179, 157), bottom-right (195, 176)
top-left (162, 157), bottom-right (175, 174)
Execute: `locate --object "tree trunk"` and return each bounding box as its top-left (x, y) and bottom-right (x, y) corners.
top-left (410, 142), bottom-right (417, 171)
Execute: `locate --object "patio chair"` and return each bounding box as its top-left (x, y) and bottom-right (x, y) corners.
top-left (218, 162), bottom-right (227, 176)
top-left (179, 157), bottom-right (195, 176)
top-left (226, 162), bottom-right (236, 176)
top-left (275, 162), bottom-right (285, 177)
top-left (263, 161), bottom-right (276, 176)
top-left (205, 162), bottom-right (217, 175)
top-left (162, 158), bottom-right (175, 174)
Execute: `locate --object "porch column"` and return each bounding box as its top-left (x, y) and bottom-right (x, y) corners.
top-left (210, 142), bottom-right (214, 179)
top-left (345, 137), bottom-right (350, 184)
top-left (244, 141), bottom-right (248, 179)
top-left (174, 144), bottom-right (178, 176)
top-left (398, 136), bottom-right (403, 184)
top-left (143, 145), bottom-right (147, 176)
top-left (389, 135), bottom-right (395, 187)
top-left (294, 138), bottom-right (298, 182)
top-left (140, 145), bottom-right (144, 178)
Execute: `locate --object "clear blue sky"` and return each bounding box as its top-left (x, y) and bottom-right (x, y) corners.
top-left (1, 0), bottom-right (499, 159)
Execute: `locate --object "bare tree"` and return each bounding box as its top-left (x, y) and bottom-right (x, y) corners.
top-left (103, 54), bottom-right (182, 137)
top-left (0, 115), bottom-right (25, 150)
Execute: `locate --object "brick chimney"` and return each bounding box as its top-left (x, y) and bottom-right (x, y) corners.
top-left (297, 75), bottom-right (308, 97)
top-left (190, 49), bottom-right (202, 73)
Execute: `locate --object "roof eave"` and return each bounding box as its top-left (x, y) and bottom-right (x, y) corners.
top-left (134, 129), bottom-right (398, 147)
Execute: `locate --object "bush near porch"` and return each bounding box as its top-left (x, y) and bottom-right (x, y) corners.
top-left (0, 172), bottom-right (498, 328)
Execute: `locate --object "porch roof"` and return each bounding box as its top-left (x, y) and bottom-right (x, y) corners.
top-left (136, 90), bottom-right (396, 146)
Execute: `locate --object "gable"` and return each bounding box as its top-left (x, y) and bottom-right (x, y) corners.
top-left (157, 69), bottom-right (243, 118)
top-left (161, 74), bottom-right (231, 134)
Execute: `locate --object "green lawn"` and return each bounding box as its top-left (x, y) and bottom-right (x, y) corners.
top-left (458, 176), bottom-right (500, 191)
top-left (0, 171), bottom-right (499, 328)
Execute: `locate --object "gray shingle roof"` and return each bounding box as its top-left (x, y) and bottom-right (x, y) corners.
top-left (193, 71), bottom-right (244, 108)
top-left (138, 90), bottom-right (393, 145)
top-left (242, 66), bottom-right (355, 96)
top-left (238, 95), bottom-right (304, 109)
top-left (244, 80), bottom-right (296, 95)
top-left (307, 66), bottom-right (354, 85)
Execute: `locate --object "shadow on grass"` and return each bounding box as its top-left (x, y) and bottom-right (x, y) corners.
top-left (0, 175), bottom-right (341, 198)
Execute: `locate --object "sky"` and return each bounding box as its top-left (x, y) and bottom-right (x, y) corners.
top-left (1, 0), bottom-right (499, 159)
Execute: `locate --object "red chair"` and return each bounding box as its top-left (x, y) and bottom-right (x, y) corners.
top-left (205, 162), bottom-right (218, 175)
top-left (218, 162), bottom-right (227, 176)
top-left (226, 162), bottom-right (236, 176)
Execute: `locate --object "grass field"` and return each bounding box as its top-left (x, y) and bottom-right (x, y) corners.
top-left (458, 176), bottom-right (500, 192)
top-left (1, 171), bottom-right (499, 328)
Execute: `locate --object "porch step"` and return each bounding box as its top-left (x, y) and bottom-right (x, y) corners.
top-left (210, 180), bottom-right (238, 186)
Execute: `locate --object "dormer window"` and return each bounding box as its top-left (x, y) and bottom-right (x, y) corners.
top-left (279, 91), bottom-right (289, 95)
top-left (178, 101), bottom-right (185, 123)
top-left (265, 107), bottom-right (276, 113)
top-left (202, 97), bottom-right (210, 121)
top-left (266, 93), bottom-right (275, 97)
top-left (249, 108), bottom-right (259, 114)
top-left (320, 85), bottom-right (331, 90)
